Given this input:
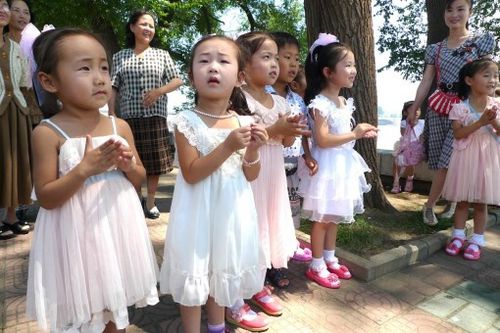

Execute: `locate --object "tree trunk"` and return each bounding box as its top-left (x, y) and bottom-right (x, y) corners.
top-left (304, 0), bottom-right (394, 210)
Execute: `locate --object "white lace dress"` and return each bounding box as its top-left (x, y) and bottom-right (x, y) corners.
top-left (298, 95), bottom-right (371, 223)
top-left (160, 111), bottom-right (265, 307)
top-left (26, 117), bottom-right (159, 333)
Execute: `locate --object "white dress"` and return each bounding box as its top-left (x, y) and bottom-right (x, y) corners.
top-left (160, 111), bottom-right (265, 307)
top-left (26, 117), bottom-right (159, 333)
top-left (298, 95), bottom-right (371, 223)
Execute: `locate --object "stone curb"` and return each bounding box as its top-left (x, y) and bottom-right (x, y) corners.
top-left (296, 207), bottom-right (500, 282)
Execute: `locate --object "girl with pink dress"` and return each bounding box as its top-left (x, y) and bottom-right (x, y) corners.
top-left (26, 28), bottom-right (159, 333)
top-left (443, 58), bottom-right (500, 261)
top-left (224, 31), bottom-right (310, 332)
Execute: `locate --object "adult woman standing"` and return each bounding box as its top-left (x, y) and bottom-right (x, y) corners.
top-left (6, 0), bottom-right (42, 126)
top-left (406, 0), bottom-right (494, 226)
top-left (0, 0), bottom-right (31, 237)
top-left (110, 9), bottom-right (182, 219)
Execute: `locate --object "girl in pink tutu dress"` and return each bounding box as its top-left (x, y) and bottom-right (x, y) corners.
top-left (443, 58), bottom-right (500, 261)
top-left (224, 32), bottom-right (310, 331)
top-left (299, 33), bottom-right (378, 289)
top-left (26, 28), bottom-right (159, 332)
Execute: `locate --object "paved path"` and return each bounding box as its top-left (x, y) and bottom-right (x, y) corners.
top-left (1, 171), bottom-right (499, 333)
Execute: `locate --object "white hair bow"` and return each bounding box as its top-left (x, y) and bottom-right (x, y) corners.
top-left (309, 33), bottom-right (339, 58)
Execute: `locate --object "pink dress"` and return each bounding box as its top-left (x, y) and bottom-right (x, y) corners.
top-left (26, 117), bottom-right (159, 332)
top-left (244, 91), bottom-right (297, 269)
top-left (442, 98), bottom-right (500, 205)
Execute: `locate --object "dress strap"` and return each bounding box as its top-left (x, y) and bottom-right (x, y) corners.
top-left (110, 116), bottom-right (117, 135)
top-left (40, 119), bottom-right (71, 140)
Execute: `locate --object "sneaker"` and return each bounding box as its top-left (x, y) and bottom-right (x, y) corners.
top-left (225, 304), bottom-right (269, 332)
top-left (422, 204), bottom-right (438, 226)
top-left (404, 177), bottom-right (414, 192)
top-left (440, 202), bottom-right (457, 219)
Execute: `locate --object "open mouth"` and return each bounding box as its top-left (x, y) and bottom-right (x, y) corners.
top-left (208, 77), bottom-right (220, 84)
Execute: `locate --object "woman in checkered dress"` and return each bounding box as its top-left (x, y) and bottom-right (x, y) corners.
top-left (109, 9), bottom-right (182, 219)
top-left (406, 0), bottom-right (494, 226)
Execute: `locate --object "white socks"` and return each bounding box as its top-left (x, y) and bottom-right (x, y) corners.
top-left (323, 250), bottom-right (340, 269)
top-left (470, 233), bottom-right (485, 247)
top-left (230, 298), bottom-right (257, 320)
top-left (451, 229), bottom-right (486, 249)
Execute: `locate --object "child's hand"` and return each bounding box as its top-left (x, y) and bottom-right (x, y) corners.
top-left (275, 113), bottom-right (311, 137)
top-left (354, 123), bottom-right (378, 139)
top-left (224, 126), bottom-right (252, 152)
top-left (115, 143), bottom-right (136, 173)
top-left (247, 124), bottom-right (268, 150)
top-left (479, 108), bottom-right (497, 126)
top-left (303, 155), bottom-right (318, 176)
top-left (79, 135), bottom-right (121, 177)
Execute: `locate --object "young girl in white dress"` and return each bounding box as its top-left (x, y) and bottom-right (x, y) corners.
top-left (443, 58), bottom-right (500, 261)
top-left (159, 35), bottom-right (268, 333)
top-left (26, 28), bottom-right (159, 333)
top-left (299, 33), bottom-right (378, 289)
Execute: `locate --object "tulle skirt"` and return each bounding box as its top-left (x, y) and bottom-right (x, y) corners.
top-left (26, 172), bottom-right (159, 332)
top-left (442, 131), bottom-right (500, 205)
top-left (298, 147), bottom-right (371, 223)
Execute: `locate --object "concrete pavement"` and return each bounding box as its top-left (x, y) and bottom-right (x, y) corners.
top-left (1, 170), bottom-right (499, 333)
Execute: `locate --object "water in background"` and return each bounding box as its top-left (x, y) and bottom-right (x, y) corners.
top-left (377, 117), bottom-right (401, 151)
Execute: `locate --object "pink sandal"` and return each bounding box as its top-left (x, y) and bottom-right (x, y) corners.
top-left (463, 243), bottom-right (481, 261)
top-left (404, 177), bottom-right (414, 192)
top-left (250, 286), bottom-right (283, 316)
top-left (225, 304), bottom-right (269, 332)
top-left (305, 268), bottom-right (340, 289)
top-left (390, 183), bottom-right (401, 194)
top-left (445, 237), bottom-right (465, 256)
top-left (292, 247), bottom-right (312, 262)
top-left (326, 262), bottom-right (352, 280)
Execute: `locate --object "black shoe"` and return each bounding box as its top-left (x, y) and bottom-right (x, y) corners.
top-left (144, 205), bottom-right (161, 219)
top-left (16, 204), bottom-right (40, 222)
top-left (3, 221), bottom-right (30, 234)
top-left (0, 224), bottom-right (14, 238)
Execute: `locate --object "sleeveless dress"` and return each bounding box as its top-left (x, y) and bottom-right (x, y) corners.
top-left (160, 111), bottom-right (265, 307)
top-left (442, 98), bottom-right (500, 205)
top-left (243, 91), bottom-right (298, 269)
top-left (298, 95), bottom-right (371, 224)
top-left (26, 117), bottom-right (159, 333)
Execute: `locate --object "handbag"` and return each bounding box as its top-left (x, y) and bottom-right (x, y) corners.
top-left (394, 126), bottom-right (426, 167)
top-left (427, 42), bottom-right (460, 116)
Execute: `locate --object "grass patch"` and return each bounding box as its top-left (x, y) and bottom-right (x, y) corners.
top-left (299, 209), bottom-right (454, 258)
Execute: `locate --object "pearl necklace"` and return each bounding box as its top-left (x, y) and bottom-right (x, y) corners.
top-left (192, 108), bottom-right (234, 119)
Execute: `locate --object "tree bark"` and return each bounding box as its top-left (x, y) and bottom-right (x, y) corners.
top-left (304, 0), bottom-right (394, 210)
top-left (426, 0), bottom-right (448, 44)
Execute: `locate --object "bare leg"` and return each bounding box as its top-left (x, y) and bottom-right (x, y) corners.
top-left (180, 305), bottom-right (201, 333)
top-left (146, 175), bottom-right (160, 210)
top-left (4, 207), bottom-right (16, 224)
top-left (453, 201), bottom-right (469, 230)
top-left (103, 321), bottom-right (125, 333)
top-left (472, 203), bottom-right (487, 235)
top-left (310, 222), bottom-right (328, 258)
top-left (206, 296), bottom-right (225, 326)
top-left (324, 223), bottom-right (338, 251)
top-left (426, 168), bottom-right (447, 207)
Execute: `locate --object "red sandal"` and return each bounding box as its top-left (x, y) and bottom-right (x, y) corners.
top-left (445, 237), bottom-right (465, 256)
top-left (225, 304), bottom-right (269, 332)
top-left (250, 286), bottom-right (283, 316)
top-left (326, 262), bottom-right (352, 280)
top-left (305, 267), bottom-right (340, 289)
top-left (463, 242), bottom-right (481, 261)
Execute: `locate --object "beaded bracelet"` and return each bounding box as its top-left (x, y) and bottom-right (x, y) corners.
top-left (242, 152), bottom-right (260, 167)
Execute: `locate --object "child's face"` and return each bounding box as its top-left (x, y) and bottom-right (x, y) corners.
top-left (444, 0), bottom-right (471, 30)
top-left (191, 38), bottom-right (240, 100)
top-left (244, 39), bottom-right (279, 87)
top-left (466, 63), bottom-right (499, 97)
top-left (276, 43), bottom-right (300, 85)
top-left (327, 50), bottom-right (356, 89)
top-left (47, 35), bottom-right (111, 112)
top-left (130, 14), bottom-right (155, 46)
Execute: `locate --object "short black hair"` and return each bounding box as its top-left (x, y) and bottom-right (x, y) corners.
top-left (269, 31), bottom-right (299, 50)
